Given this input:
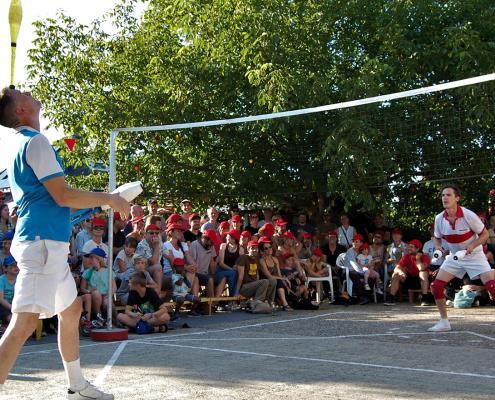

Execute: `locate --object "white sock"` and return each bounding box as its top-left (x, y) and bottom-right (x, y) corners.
top-left (63, 359), bottom-right (86, 391)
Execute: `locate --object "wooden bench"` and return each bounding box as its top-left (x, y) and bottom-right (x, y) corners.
top-left (115, 296), bottom-right (246, 316)
top-left (408, 289), bottom-right (431, 303)
top-left (408, 289), bottom-right (421, 303)
top-left (200, 296), bottom-right (246, 315)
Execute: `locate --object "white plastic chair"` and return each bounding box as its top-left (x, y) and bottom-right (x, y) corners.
top-left (304, 262), bottom-right (335, 303)
top-left (336, 253), bottom-right (352, 296)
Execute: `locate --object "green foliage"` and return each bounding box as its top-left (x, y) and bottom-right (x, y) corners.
top-left (26, 0), bottom-right (495, 228)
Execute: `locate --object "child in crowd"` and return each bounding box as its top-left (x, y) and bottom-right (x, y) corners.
top-left (0, 256), bottom-right (18, 330)
top-left (116, 255), bottom-right (159, 305)
top-left (304, 248), bottom-right (331, 300)
top-left (113, 236), bottom-right (138, 273)
top-left (281, 253), bottom-right (309, 301)
top-left (171, 258), bottom-right (201, 320)
top-left (0, 231), bottom-right (13, 270)
top-left (71, 267), bottom-right (92, 335)
top-left (386, 228), bottom-right (407, 274)
top-left (357, 243), bottom-right (383, 294)
top-left (117, 271), bottom-right (169, 332)
top-left (304, 248), bottom-right (329, 278)
top-left (81, 248), bottom-right (117, 324)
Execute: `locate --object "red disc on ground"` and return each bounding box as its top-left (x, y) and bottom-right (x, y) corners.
top-left (90, 328), bottom-right (128, 342)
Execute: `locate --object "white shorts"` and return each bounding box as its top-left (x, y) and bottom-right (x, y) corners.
top-left (439, 251), bottom-right (492, 279)
top-left (11, 239), bottom-right (77, 319)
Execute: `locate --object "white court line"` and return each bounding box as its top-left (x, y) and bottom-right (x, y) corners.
top-left (130, 341), bottom-right (495, 380)
top-left (17, 311), bottom-right (349, 357)
top-left (144, 331), bottom-right (463, 343)
top-left (466, 331), bottom-right (495, 342)
top-left (94, 341), bottom-right (128, 386)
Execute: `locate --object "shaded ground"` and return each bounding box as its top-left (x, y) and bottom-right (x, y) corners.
top-left (2, 303), bottom-right (495, 399)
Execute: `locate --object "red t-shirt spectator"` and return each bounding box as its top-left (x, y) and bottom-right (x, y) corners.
top-left (398, 253), bottom-right (430, 277)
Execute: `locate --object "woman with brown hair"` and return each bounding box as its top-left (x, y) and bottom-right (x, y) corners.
top-left (259, 237), bottom-right (293, 311)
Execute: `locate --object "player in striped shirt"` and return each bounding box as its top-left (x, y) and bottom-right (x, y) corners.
top-left (428, 184), bottom-right (495, 332)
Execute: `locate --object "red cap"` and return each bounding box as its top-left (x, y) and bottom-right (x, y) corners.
top-left (282, 251), bottom-right (294, 259)
top-left (166, 223), bottom-right (184, 232)
top-left (173, 258), bottom-right (185, 266)
top-left (312, 248), bottom-right (323, 257)
top-left (241, 230), bottom-right (252, 238)
top-left (258, 236), bottom-right (272, 244)
top-left (188, 213), bottom-right (200, 222)
top-left (409, 239), bottom-right (422, 250)
top-left (227, 229), bottom-right (241, 241)
top-left (352, 234), bottom-right (364, 242)
top-left (166, 214), bottom-right (182, 225)
top-left (391, 228), bottom-right (402, 235)
top-left (328, 230), bottom-right (338, 237)
top-left (231, 215), bottom-right (242, 222)
top-left (219, 221), bottom-right (230, 229)
top-left (260, 223), bottom-right (275, 232)
top-left (92, 217), bottom-right (106, 227)
top-left (275, 218), bottom-right (288, 226)
top-left (247, 240), bottom-right (259, 248)
top-left (132, 216), bottom-right (144, 224)
top-left (283, 231), bottom-right (295, 240)
top-left (146, 224), bottom-right (160, 232)
top-left (113, 212), bottom-right (121, 221)
top-left (303, 233), bottom-right (313, 239)
top-left (203, 229), bottom-right (217, 242)
top-left (359, 243), bottom-right (369, 251)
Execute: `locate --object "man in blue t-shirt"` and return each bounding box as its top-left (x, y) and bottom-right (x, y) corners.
top-left (0, 87), bottom-right (129, 399)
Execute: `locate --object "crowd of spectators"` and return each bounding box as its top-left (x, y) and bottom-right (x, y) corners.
top-left (1, 195), bottom-right (494, 336)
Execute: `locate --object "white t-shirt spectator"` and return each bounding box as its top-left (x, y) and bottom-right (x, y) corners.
top-left (356, 254), bottom-right (373, 270)
top-left (338, 225), bottom-right (355, 248)
top-left (82, 240), bottom-right (109, 260)
top-left (162, 241), bottom-right (189, 274)
top-left (113, 249), bottom-right (134, 273)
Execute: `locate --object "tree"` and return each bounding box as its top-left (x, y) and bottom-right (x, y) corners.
top-left (27, 0), bottom-right (495, 228)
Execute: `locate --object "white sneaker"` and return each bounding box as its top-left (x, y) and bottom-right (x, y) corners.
top-left (364, 283), bottom-right (371, 290)
top-left (375, 287), bottom-right (384, 295)
top-left (68, 381), bottom-right (114, 399)
top-left (427, 319), bottom-right (451, 332)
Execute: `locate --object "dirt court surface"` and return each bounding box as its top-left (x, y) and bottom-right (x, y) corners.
top-left (2, 303), bottom-right (495, 400)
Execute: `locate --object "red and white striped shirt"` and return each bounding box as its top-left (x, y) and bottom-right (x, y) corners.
top-left (434, 206), bottom-right (485, 254)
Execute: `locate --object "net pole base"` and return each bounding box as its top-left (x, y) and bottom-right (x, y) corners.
top-left (90, 328), bottom-right (128, 342)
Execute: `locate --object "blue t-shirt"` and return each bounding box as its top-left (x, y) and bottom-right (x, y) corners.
top-left (0, 274), bottom-right (15, 303)
top-left (83, 267), bottom-right (115, 294)
top-left (9, 127), bottom-right (71, 242)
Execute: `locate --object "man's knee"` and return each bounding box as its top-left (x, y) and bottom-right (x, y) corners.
top-left (259, 279), bottom-right (269, 290)
top-left (11, 313), bottom-right (39, 338)
top-left (431, 279), bottom-right (447, 300)
top-left (60, 297), bottom-right (82, 320)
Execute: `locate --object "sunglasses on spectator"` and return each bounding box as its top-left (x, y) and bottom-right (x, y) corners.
top-left (148, 231), bottom-right (160, 235)
top-left (93, 226), bottom-right (104, 230)
top-left (264, 245), bottom-right (272, 249)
